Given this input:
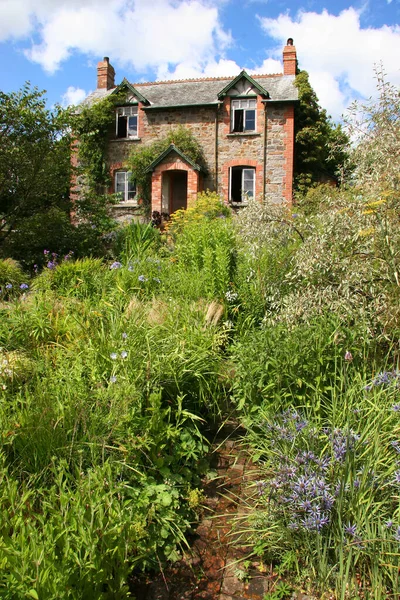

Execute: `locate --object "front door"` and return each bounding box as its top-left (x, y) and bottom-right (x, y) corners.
top-left (170, 171), bottom-right (187, 213)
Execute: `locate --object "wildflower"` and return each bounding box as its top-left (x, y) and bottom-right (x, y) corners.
top-left (256, 480), bottom-right (267, 496)
top-left (122, 332), bottom-right (128, 339)
top-left (47, 261), bottom-right (56, 270)
top-left (33, 264), bottom-right (38, 273)
top-left (121, 351), bottom-right (128, 359)
top-left (394, 527), bottom-right (400, 543)
top-left (225, 290), bottom-right (238, 302)
top-left (110, 261), bottom-right (122, 270)
top-left (110, 376), bottom-right (117, 383)
top-left (393, 470), bottom-right (400, 484)
top-left (344, 523), bottom-right (357, 537)
top-left (153, 278), bottom-right (161, 283)
top-left (138, 275), bottom-right (147, 282)
top-left (385, 520), bottom-right (393, 528)
top-left (5, 283), bottom-right (12, 289)
top-left (110, 353), bottom-right (118, 360)
top-left (20, 283), bottom-right (29, 290)
top-left (392, 404), bottom-right (400, 412)
top-left (344, 350), bottom-right (353, 362)
top-left (43, 249), bottom-right (50, 255)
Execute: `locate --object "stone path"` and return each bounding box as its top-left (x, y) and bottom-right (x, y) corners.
top-left (132, 429), bottom-right (276, 600)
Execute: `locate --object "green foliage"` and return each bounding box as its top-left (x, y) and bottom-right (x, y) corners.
top-left (294, 70), bottom-right (350, 194)
top-left (345, 65), bottom-right (400, 194)
top-left (72, 92), bottom-right (125, 189)
top-left (0, 83), bottom-right (71, 253)
top-left (113, 221), bottom-right (161, 262)
top-left (0, 259), bottom-right (27, 300)
top-left (127, 126), bottom-right (207, 211)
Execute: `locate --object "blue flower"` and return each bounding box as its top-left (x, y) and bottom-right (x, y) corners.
top-left (5, 283), bottom-right (12, 289)
top-left (20, 283), bottom-right (29, 290)
top-left (121, 351), bottom-right (128, 359)
top-left (392, 404), bottom-right (400, 412)
top-left (385, 520), bottom-right (393, 529)
top-left (122, 332), bottom-right (128, 339)
top-left (47, 261), bottom-right (56, 270)
top-left (344, 523), bottom-right (357, 537)
top-left (110, 261), bottom-right (122, 270)
top-left (138, 275), bottom-right (147, 282)
top-left (110, 353), bottom-right (118, 360)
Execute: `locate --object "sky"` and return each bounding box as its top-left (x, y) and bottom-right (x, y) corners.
top-left (0, 0), bottom-right (399, 122)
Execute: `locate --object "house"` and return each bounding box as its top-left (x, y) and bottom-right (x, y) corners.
top-left (78, 39), bottom-right (298, 221)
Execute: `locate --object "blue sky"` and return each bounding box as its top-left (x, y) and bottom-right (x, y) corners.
top-left (0, 0), bottom-right (399, 121)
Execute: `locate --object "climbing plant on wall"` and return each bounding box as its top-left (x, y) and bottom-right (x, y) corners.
top-left (126, 126), bottom-right (207, 213)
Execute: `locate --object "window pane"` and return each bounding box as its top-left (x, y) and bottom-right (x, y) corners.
top-left (115, 172), bottom-right (125, 195)
top-left (117, 115), bottom-right (127, 138)
top-left (127, 173), bottom-right (136, 200)
top-left (233, 109), bottom-right (244, 132)
top-left (242, 169), bottom-right (255, 199)
top-left (128, 115), bottom-right (137, 137)
top-left (244, 109), bottom-right (255, 131)
top-left (248, 98), bottom-right (257, 108)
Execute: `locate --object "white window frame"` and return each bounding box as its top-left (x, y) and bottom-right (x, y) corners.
top-left (231, 98), bottom-right (257, 133)
top-left (115, 171), bottom-right (137, 204)
top-left (116, 106), bottom-right (138, 139)
top-left (229, 166), bottom-right (255, 205)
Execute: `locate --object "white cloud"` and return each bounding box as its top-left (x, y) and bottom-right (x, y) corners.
top-left (259, 7), bottom-right (400, 120)
top-left (61, 85), bottom-right (89, 106)
top-left (0, 0), bottom-right (231, 75)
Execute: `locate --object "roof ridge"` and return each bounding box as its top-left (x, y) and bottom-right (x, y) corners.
top-left (132, 72), bottom-right (284, 87)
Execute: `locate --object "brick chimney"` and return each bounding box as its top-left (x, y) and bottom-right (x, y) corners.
top-left (283, 38), bottom-right (297, 76)
top-left (97, 57), bottom-right (115, 90)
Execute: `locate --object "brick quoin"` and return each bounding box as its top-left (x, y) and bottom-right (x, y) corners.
top-left (283, 105), bottom-right (295, 204)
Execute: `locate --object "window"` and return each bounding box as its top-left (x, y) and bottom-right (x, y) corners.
top-left (230, 166), bottom-right (255, 204)
top-left (231, 98), bottom-right (256, 133)
top-left (115, 171), bottom-right (136, 203)
top-left (116, 106), bottom-right (138, 138)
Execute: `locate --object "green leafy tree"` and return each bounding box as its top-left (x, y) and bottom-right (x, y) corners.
top-left (345, 65), bottom-right (400, 193)
top-left (294, 70), bottom-right (349, 195)
top-left (0, 84), bottom-right (72, 252)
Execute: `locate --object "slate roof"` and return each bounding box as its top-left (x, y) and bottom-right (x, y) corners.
top-left (82, 72), bottom-right (298, 109)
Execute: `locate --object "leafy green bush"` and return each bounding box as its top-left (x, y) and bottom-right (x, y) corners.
top-left (0, 258), bottom-right (29, 300)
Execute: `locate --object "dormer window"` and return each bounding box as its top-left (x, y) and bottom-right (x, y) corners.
top-left (116, 106), bottom-right (138, 138)
top-left (231, 98), bottom-right (256, 133)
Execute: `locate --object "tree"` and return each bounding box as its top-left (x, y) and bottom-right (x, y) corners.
top-left (344, 65), bottom-right (400, 193)
top-left (0, 84), bottom-right (72, 251)
top-left (294, 70), bottom-right (349, 195)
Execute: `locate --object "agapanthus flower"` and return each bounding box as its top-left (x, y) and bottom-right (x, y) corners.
top-left (344, 523), bottom-right (357, 537)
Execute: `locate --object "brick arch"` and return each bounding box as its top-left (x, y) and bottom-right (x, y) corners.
top-left (151, 157), bottom-right (201, 214)
top-left (108, 162), bottom-right (126, 194)
top-left (220, 159), bottom-right (263, 203)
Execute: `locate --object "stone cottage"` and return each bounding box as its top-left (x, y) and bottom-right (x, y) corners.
top-left (79, 39), bottom-right (298, 220)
